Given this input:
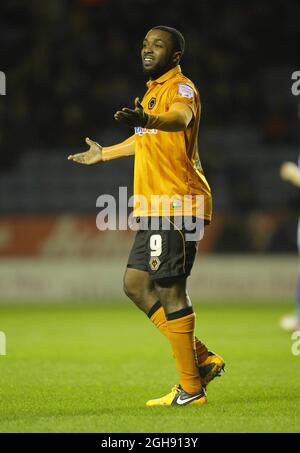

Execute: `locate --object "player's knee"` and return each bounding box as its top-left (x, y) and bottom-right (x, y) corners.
top-left (123, 272), bottom-right (142, 302)
top-left (123, 279), bottom-right (134, 299)
top-left (154, 277), bottom-right (187, 309)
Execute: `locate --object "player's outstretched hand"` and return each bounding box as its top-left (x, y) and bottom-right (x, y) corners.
top-left (280, 161), bottom-right (299, 182)
top-left (68, 138), bottom-right (103, 165)
top-left (114, 97), bottom-right (148, 127)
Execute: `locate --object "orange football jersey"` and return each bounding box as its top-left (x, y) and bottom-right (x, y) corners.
top-left (133, 65), bottom-right (212, 221)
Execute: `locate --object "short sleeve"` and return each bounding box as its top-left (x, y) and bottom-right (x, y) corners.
top-left (168, 82), bottom-right (198, 117)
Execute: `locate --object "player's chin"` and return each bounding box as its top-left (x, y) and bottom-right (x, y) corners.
top-left (142, 63), bottom-right (158, 77)
top-left (142, 66), bottom-right (152, 76)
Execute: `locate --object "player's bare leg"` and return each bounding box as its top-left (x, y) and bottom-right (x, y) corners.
top-left (123, 268), bottom-right (159, 315)
top-left (154, 277), bottom-right (189, 313)
top-left (123, 268), bottom-right (224, 394)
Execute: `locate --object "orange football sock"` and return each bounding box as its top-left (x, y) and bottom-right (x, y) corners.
top-left (194, 337), bottom-right (209, 364)
top-left (149, 302), bottom-right (209, 365)
top-left (166, 309), bottom-right (201, 394)
top-left (149, 303), bottom-right (169, 337)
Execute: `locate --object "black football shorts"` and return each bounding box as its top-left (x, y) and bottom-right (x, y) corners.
top-left (127, 216), bottom-right (205, 280)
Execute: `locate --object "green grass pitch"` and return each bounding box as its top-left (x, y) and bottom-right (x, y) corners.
top-left (0, 301), bottom-right (299, 432)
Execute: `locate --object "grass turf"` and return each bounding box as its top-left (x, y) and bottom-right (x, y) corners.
top-left (0, 301), bottom-right (299, 433)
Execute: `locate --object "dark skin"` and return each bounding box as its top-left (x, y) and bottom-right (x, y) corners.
top-left (123, 268), bottom-right (192, 316)
top-left (68, 31), bottom-right (190, 162)
top-left (68, 29), bottom-right (192, 314)
top-left (119, 29), bottom-right (191, 315)
top-left (114, 29), bottom-right (182, 128)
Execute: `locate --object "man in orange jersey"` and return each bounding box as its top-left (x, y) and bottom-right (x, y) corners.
top-left (68, 26), bottom-right (225, 406)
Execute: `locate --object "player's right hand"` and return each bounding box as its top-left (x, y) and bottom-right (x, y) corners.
top-left (68, 137), bottom-right (103, 165)
top-left (280, 161), bottom-right (298, 181)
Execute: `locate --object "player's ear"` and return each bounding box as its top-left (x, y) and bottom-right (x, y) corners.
top-left (173, 51), bottom-right (182, 65)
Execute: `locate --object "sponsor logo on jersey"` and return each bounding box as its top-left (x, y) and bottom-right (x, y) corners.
top-left (134, 127), bottom-right (158, 136)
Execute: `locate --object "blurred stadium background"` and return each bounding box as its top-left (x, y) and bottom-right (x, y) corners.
top-left (1, 0), bottom-right (300, 434)
top-left (0, 0), bottom-right (299, 303)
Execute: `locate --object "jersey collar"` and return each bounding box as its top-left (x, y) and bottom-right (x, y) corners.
top-left (147, 65), bottom-right (181, 87)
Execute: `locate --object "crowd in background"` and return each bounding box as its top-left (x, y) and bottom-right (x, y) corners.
top-left (1, 0), bottom-right (299, 151)
top-left (0, 0), bottom-right (299, 251)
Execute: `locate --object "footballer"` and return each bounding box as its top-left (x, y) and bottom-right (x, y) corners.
top-left (280, 100), bottom-right (300, 332)
top-left (68, 26), bottom-right (225, 406)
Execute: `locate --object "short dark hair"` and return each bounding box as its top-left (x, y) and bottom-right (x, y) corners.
top-left (151, 26), bottom-right (185, 54)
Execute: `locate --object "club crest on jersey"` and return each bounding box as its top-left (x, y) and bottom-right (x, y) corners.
top-left (149, 256), bottom-right (161, 271)
top-left (178, 83), bottom-right (194, 99)
top-left (148, 97), bottom-right (156, 109)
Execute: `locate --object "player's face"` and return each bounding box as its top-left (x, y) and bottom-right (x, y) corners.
top-left (141, 29), bottom-right (179, 79)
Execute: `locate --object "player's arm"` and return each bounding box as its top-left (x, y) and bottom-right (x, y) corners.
top-left (280, 161), bottom-right (300, 188)
top-left (146, 102), bottom-right (193, 131)
top-left (68, 135), bottom-right (135, 165)
top-left (114, 97), bottom-right (193, 132)
top-left (102, 134), bottom-right (135, 161)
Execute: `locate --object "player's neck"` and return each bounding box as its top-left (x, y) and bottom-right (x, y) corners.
top-left (149, 64), bottom-right (178, 81)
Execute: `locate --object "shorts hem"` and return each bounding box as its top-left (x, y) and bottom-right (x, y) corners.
top-left (150, 271), bottom-right (191, 281)
top-left (126, 263), bottom-right (148, 272)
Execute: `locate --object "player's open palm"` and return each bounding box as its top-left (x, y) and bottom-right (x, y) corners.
top-left (114, 97), bottom-right (148, 127)
top-left (68, 138), bottom-right (103, 165)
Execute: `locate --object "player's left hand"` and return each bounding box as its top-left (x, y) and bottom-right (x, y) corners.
top-left (114, 97), bottom-right (148, 127)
